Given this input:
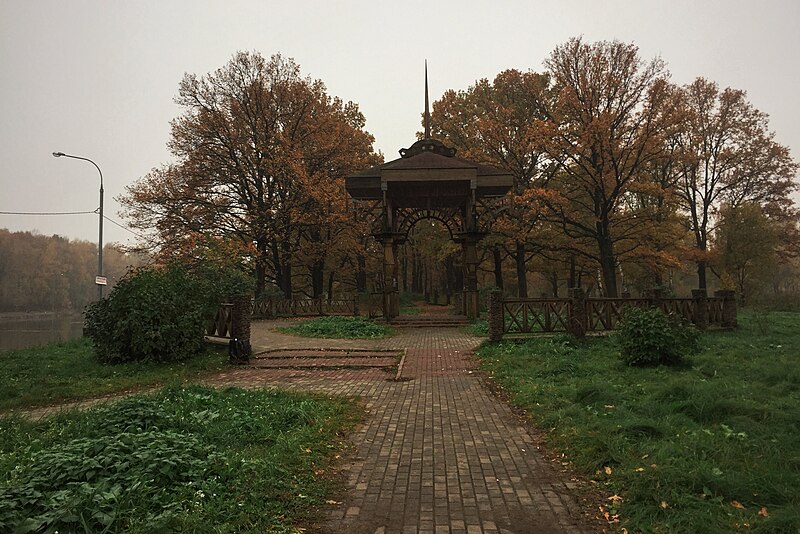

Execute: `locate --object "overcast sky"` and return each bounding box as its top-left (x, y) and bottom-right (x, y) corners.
top-left (1, 0), bottom-right (798, 246)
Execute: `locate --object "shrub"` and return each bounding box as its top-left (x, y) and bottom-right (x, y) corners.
top-left (84, 264), bottom-right (220, 363)
top-left (616, 306), bottom-right (699, 367)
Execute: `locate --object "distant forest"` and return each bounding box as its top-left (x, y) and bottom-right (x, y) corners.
top-left (0, 229), bottom-right (147, 312)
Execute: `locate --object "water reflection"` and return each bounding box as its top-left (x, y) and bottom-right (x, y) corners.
top-left (0, 313), bottom-right (85, 351)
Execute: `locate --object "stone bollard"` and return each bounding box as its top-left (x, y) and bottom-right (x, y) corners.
top-left (714, 289), bottom-right (737, 328)
top-left (691, 289), bottom-right (708, 331)
top-left (229, 295), bottom-right (252, 363)
top-left (488, 289), bottom-right (504, 342)
top-left (568, 287), bottom-right (587, 338)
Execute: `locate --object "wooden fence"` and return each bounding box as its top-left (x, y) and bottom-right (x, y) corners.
top-left (251, 297), bottom-right (358, 319)
top-left (206, 302), bottom-right (233, 338)
top-left (488, 289), bottom-right (737, 341)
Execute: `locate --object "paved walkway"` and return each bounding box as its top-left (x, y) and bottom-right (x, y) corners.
top-left (205, 320), bottom-right (598, 534)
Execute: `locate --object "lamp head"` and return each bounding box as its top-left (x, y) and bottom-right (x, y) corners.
top-left (52, 152), bottom-right (64, 157)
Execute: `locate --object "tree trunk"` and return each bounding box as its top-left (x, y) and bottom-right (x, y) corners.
top-left (356, 254), bottom-right (367, 293)
top-left (515, 241), bottom-right (528, 298)
top-left (311, 260), bottom-right (324, 298)
top-left (598, 238), bottom-right (618, 297)
top-left (697, 260), bottom-right (707, 290)
top-left (549, 271), bottom-right (559, 297)
top-left (493, 246), bottom-right (504, 290)
top-left (327, 271), bottom-right (335, 302)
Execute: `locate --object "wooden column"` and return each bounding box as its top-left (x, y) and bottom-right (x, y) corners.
top-left (381, 237), bottom-right (399, 320)
top-left (462, 238), bottom-right (479, 320)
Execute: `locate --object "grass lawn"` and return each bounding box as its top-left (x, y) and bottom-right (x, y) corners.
top-left (0, 338), bottom-right (228, 411)
top-left (0, 385), bottom-right (360, 532)
top-left (477, 310), bottom-right (800, 533)
top-left (280, 315), bottom-right (392, 339)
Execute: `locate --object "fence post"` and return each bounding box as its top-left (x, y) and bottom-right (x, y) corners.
top-left (692, 289), bottom-right (708, 330)
top-left (488, 289), bottom-right (504, 342)
top-left (230, 295), bottom-right (252, 363)
top-left (569, 287), bottom-right (587, 338)
top-left (353, 296), bottom-right (360, 316)
top-left (714, 289), bottom-right (737, 328)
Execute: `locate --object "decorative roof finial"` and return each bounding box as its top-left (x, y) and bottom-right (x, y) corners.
top-left (424, 60), bottom-right (431, 140)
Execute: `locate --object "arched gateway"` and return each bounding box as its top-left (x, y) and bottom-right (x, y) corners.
top-left (345, 75), bottom-right (513, 320)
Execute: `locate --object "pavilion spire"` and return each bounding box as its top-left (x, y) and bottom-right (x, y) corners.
top-left (424, 60), bottom-right (431, 139)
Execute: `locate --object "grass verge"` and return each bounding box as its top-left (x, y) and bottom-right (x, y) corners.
top-left (0, 385), bottom-right (359, 533)
top-left (281, 316), bottom-right (391, 339)
top-left (1, 338), bottom-right (227, 411)
top-left (476, 311), bottom-right (800, 533)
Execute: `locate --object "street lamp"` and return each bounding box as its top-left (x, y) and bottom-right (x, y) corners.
top-left (52, 151), bottom-right (105, 299)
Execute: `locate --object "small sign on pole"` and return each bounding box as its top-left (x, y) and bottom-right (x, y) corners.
top-left (95, 276), bottom-right (108, 286)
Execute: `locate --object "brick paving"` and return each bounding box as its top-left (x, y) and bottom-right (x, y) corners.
top-left (205, 320), bottom-right (598, 534)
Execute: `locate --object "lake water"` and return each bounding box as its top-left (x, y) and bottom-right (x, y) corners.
top-left (0, 313), bottom-right (85, 352)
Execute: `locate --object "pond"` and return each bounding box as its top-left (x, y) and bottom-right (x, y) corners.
top-left (0, 313), bottom-right (85, 352)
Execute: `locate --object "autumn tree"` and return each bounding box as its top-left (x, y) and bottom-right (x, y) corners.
top-left (535, 37), bottom-right (680, 297)
top-left (121, 52), bottom-right (380, 298)
top-left (430, 69), bottom-right (553, 296)
top-left (713, 203), bottom-right (779, 303)
top-left (674, 77), bottom-right (798, 290)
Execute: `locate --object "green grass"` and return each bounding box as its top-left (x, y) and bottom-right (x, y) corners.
top-left (0, 338), bottom-right (228, 411)
top-left (0, 385), bottom-right (360, 533)
top-left (281, 316), bottom-right (391, 339)
top-left (477, 311), bottom-right (800, 533)
top-left (466, 319), bottom-right (489, 337)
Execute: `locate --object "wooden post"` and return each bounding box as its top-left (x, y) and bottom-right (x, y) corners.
top-left (714, 289), bottom-right (737, 328)
top-left (488, 289), bottom-right (504, 342)
top-left (462, 239), bottom-right (480, 320)
top-left (569, 287), bottom-right (587, 338)
top-left (229, 295), bottom-right (252, 363)
top-left (692, 289), bottom-right (708, 330)
top-left (353, 296), bottom-right (360, 316)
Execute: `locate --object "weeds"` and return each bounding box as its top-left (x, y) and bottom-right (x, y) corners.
top-left (0, 385), bottom-right (359, 533)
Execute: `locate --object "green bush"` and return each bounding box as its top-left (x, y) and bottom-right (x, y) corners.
top-left (84, 264), bottom-right (221, 363)
top-left (616, 306), bottom-right (699, 366)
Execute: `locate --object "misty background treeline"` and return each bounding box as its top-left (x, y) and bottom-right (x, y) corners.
top-left (0, 229), bottom-right (146, 312)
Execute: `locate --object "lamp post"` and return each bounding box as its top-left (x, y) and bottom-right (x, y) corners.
top-left (52, 151), bottom-right (105, 299)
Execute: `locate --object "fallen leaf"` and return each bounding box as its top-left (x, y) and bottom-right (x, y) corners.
top-left (650, 464), bottom-right (658, 468)
top-left (325, 500), bottom-right (341, 505)
top-left (604, 405), bottom-right (616, 408)
top-left (635, 467), bottom-right (645, 472)
top-left (604, 466), bottom-right (613, 475)
top-left (607, 494), bottom-right (623, 503)
top-left (731, 500), bottom-right (746, 509)
top-left (758, 507), bottom-right (768, 517)
top-left (641, 454), bottom-right (649, 459)
top-left (660, 501), bottom-right (669, 509)
top-left (304, 448), bottom-right (312, 453)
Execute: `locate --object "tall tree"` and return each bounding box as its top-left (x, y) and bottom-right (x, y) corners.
top-left (536, 37), bottom-right (678, 297)
top-left (431, 69), bottom-right (553, 296)
top-left (121, 52), bottom-right (380, 297)
top-left (674, 77), bottom-right (798, 289)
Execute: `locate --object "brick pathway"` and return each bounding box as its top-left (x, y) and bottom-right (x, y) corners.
top-left (205, 320), bottom-right (598, 534)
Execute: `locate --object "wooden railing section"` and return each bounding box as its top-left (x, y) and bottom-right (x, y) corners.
top-left (488, 289), bottom-right (738, 341)
top-left (206, 302), bottom-right (233, 338)
top-left (250, 297), bottom-right (359, 319)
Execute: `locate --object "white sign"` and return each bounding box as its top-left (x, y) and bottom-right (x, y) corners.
top-left (95, 276), bottom-right (108, 286)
